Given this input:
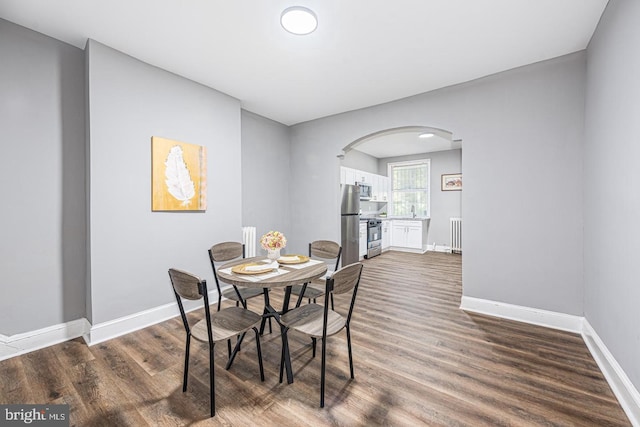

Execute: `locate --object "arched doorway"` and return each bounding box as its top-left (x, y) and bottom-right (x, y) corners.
top-left (338, 125), bottom-right (462, 258)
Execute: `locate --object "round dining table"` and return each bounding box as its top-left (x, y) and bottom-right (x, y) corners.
top-left (217, 256), bottom-right (328, 384)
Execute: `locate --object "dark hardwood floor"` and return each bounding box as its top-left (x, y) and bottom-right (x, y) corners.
top-left (0, 251), bottom-right (631, 426)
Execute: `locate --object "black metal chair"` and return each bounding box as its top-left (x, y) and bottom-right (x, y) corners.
top-left (168, 268), bottom-right (264, 417)
top-left (289, 240), bottom-right (342, 310)
top-left (208, 242), bottom-right (271, 336)
top-left (278, 262), bottom-right (363, 408)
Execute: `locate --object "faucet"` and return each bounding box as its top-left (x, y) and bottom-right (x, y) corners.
top-left (411, 205), bottom-right (416, 218)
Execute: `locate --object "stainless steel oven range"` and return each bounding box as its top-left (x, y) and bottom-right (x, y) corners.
top-left (365, 219), bottom-right (382, 259)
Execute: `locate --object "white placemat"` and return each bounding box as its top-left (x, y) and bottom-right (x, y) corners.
top-left (218, 266), bottom-right (290, 282)
top-left (283, 258), bottom-right (324, 270)
top-left (233, 268), bottom-right (289, 282)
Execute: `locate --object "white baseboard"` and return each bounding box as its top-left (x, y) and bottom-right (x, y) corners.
top-left (389, 246), bottom-right (428, 254)
top-left (0, 289), bottom-right (223, 358)
top-left (460, 296), bottom-right (583, 333)
top-left (84, 289), bottom-right (221, 346)
top-left (0, 318), bottom-right (91, 361)
top-left (460, 296), bottom-right (639, 426)
top-left (427, 245), bottom-right (451, 254)
top-left (84, 301), bottom-right (181, 345)
top-left (582, 321), bottom-right (640, 426)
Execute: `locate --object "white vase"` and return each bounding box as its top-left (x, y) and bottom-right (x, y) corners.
top-left (267, 248), bottom-right (281, 261)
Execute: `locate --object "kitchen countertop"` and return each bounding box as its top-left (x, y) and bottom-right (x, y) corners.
top-left (390, 217), bottom-right (430, 220)
top-left (360, 216), bottom-right (429, 221)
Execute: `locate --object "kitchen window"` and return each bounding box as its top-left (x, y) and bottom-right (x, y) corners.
top-left (388, 159), bottom-right (430, 218)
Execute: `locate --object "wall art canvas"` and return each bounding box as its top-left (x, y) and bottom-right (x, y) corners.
top-left (441, 173), bottom-right (462, 191)
top-left (151, 136), bottom-right (207, 211)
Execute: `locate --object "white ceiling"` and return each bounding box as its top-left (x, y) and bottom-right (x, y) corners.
top-left (351, 127), bottom-right (461, 158)
top-left (0, 0), bottom-right (608, 126)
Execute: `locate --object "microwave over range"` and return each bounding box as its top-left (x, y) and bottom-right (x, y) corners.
top-left (356, 182), bottom-right (372, 200)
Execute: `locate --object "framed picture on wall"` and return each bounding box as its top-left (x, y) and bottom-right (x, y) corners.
top-left (441, 173), bottom-right (462, 191)
top-left (151, 136), bottom-right (207, 211)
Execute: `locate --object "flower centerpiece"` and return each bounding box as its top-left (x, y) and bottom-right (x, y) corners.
top-left (260, 231), bottom-right (287, 261)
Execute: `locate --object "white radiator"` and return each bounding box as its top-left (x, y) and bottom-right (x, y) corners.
top-left (242, 226), bottom-right (257, 257)
top-left (450, 218), bottom-right (462, 254)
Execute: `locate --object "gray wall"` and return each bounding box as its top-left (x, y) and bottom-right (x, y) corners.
top-left (0, 19), bottom-right (86, 335)
top-left (342, 148), bottom-right (378, 173)
top-left (584, 0), bottom-right (640, 390)
top-left (86, 40), bottom-right (242, 325)
top-left (379, 149), bottom-right (462, 247)
top-left (240, 110), bottom-right (293, 253)
top-left (290, 52), bottom-right (585, 316)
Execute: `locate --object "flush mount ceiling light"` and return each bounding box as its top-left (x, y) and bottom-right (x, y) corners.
top-left (281, 6), bottom-right (318, 35)
top-left (419, 132), bottom-right (435, 139)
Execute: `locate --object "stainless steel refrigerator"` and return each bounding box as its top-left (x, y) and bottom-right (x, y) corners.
top-left (341, 184), bottom-right (360, 267)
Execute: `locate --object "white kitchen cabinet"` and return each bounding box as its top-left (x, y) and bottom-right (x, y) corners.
top-left (391, 220), bottom-right (425, 250)
top-left (381, 220), bottom-right (390, 251)
top-left (371, 175), bottom-right (378, 200)
top-left (381, 176), bottom-right (390, 201)
top-left (391, 223), bottom-right (407, 247)
top-left (340, 167), bottom-right (390, 200)
top-left (357, 171), bottom-right (371, 185)
top-left (384, 176), bottom-right (391, 200)
top-left (359, 221), bottom-right (367, 259)
top-left (406, 225), bottom-right (422, 249)
top-left (342, 167), bottom-right (357, 185)
top-left (373, 175), bottom-right (384, 201)
top-left (340, 167), bottom-right (391, 207)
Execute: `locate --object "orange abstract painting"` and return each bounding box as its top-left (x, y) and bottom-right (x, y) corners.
top-left (151, 136), bottom-right (207, 211)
